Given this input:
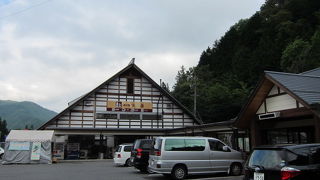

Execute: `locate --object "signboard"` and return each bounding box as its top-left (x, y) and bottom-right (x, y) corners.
top-left (53, 143), bottom-right (65, 160)
top-left (67, 143), bottom-right (80, 159)
top-left (31, 142), bottom-right (41, 160)
top-left (9, 142), bottom-right (30, 151)
top-left (107, 101), bottom-right (152, 112)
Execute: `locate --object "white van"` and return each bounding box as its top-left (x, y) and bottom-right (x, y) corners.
top-left (148, 137), bottom-right (243, 180)
top-left (113, 144), bottom-right (133, 166)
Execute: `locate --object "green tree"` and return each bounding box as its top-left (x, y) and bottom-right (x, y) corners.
top-left (173, 0), bottom-right (320, 123)
top-left (281, 39), bottom-right (311, 73)
top-left (0, 117), bottom-right (9, 141)
top-left (172, 66), bottom-right (196, 113)
top-left (307, 30), bottom-right (320, 69)
top-left (172, 66), bottom-right (250, 123)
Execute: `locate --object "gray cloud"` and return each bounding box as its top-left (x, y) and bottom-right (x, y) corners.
top-left (0, 0), bottom-right (264, 112)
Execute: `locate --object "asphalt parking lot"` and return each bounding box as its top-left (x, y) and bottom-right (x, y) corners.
top-left (0, 160), bottom-right (244, 180)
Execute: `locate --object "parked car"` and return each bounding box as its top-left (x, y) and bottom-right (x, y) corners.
top-left (0, 147), bottom-right (4, 159)
top-left (113, 143), bottom-right (133, 166)
top-left (244, 144), bottom-right (320, 180)
top-left (131, 139), bottom-right (153, 172)
top-left (148, 137), bottom-right (244, 180)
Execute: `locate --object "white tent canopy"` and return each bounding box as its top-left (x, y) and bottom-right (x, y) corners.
top-left (6, 130), bottom-right (54, 142)
top-left (2, 130), bottom-right (54, 164)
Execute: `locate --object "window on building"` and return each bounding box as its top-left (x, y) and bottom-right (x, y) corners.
top-left (120, 114), bottom-right (140, 120)
top-left (142, 114), bottom-right (162, 120)
top-left (127, 78), bottom-right (134, 94)
top-left (96, 113), bottom-right (117, 119)
top-left (266, 127), bottom-right (314, 145)
top-left (238, 137), bottom-right (250, 152)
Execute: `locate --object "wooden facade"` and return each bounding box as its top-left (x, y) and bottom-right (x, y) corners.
top-left (40, 62), bottom-right (200, 132)
top-left (39, 62), bottom-right (201, 159)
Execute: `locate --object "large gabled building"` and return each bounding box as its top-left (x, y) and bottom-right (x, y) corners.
top-left (39, 62), bottom-right (201, 159)
top-left (235, 68), bottom-right (320, 148)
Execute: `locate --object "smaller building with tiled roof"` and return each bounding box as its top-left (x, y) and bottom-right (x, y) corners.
top-left (235, 68), bottom-right (320, 148)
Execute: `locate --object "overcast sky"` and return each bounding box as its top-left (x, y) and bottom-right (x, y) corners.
top-left (0, 0), bottom-right (265, 112)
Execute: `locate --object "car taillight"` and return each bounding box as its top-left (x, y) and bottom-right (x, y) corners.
top-left (137, 148), bottom-right (142, 158)
top-left (117, 154), bottom-right (121, 158)
top-left (155, 150), bottom-right (161, 156)
top-left (281, 167), bottom-right (301, 180)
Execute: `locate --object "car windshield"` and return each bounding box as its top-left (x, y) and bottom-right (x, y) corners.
top-left (123, 146), bottom-right (133, 152)
top-left (134, 140), bottom-right (152, 150)
top-left (115, 146), bottom-right (121, 152)
top-left (248, 149), bottom-right (284, 169)
top-left (152, 138), bottom-right (162, 150)
top-left (150, 138), bottom-right (162, 155)
top-left (288, 146), bottom-right (320, 165)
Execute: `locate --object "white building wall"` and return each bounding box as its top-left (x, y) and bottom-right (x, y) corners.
top-left (266, 94), bottom-right (297, 112)
top-left (256, 85), bottom-right (301, 114)
top-left (48, 75), bottom-right (196, 129)
top-left (256, 102), bottom-right (265, 114)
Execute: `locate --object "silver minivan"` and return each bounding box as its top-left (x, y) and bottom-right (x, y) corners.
top-left (148, 137), bottom-right (243, 180)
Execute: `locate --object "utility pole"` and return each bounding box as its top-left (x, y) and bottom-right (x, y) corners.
top-left (193, 75), bottom-right (197, 117)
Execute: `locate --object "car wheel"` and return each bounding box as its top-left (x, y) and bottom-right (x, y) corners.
top-left (229, 163), bottom-right (242, 176)
top-left (171, 165), bottom-right (187, 180)
top-left (125, 158), bottom-right (131, 167)
top-left (0, 154), bottom-right (3, 159)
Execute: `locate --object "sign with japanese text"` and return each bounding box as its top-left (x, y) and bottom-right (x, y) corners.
top-left (107, 101), bottom-right (152, 112)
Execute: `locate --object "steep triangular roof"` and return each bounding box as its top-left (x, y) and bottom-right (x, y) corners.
top-left (39, 63), bottom-right (202, 129)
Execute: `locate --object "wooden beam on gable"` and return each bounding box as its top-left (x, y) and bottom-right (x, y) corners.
top-left (265, 73), bottom-right (311, 109)
top-left (235, 76), bottom-right (274, 129)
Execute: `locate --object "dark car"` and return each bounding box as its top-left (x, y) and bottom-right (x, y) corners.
top-left (131, 139), bottom-right (152, 172)
top-left (244, 144), bottom-right (320, 180)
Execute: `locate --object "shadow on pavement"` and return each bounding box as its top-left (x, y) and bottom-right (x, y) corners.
top-left (143, 172), bottom-right (243, 180)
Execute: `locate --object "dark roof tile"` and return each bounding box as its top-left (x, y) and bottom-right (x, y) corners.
top-left (300, 67), bottom-right (320, 76)
top-left (265, 70), bottom-right (320, 105)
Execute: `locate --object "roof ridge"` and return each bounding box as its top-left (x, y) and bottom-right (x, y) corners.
top-left (265, 70), bottom-right (320, 78)
top-left (300, 67), bottom-right (320, 75)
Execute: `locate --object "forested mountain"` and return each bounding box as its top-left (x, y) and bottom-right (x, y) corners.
top-left (172, 0), bottom-right (320, 123)
top-left (0, 100), bottom-right (57, 130)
